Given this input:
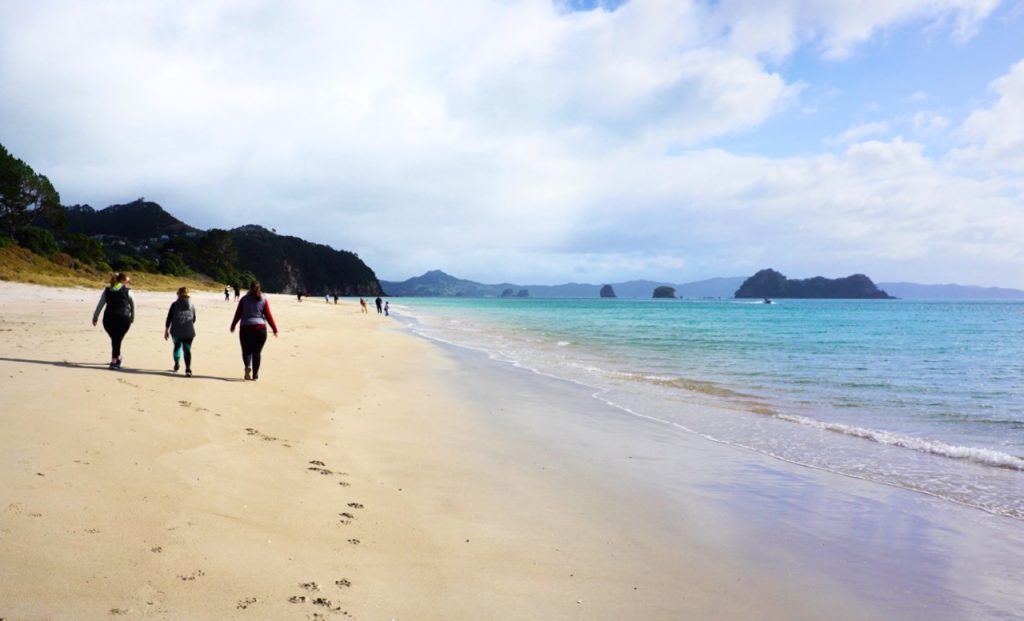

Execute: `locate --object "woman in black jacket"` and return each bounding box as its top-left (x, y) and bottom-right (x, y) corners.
top-left (92, 272), bottom-right (134, 369)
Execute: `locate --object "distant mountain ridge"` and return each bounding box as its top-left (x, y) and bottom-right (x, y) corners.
top-left (383, 271), bottom-right (1023, 299)
top-left (382, 271), bottom-right (746, 298)
top-left (877, 282), bottom-right (1024, 300)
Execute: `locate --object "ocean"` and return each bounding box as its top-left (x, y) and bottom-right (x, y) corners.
top-left (392, 297), bottom-right (1024, 520)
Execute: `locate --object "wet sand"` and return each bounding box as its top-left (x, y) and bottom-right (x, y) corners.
top-left (1, 281), bottom-right (1019, 619)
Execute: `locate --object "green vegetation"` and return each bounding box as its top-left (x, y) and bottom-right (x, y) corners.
top-left (0, 144), bottom-right (63, 238)
top-left (0, 142), bottom-right (381, 295)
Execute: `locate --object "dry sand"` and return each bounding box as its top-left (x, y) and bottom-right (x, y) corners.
top-left (0, 281), bottom-right (867, 620)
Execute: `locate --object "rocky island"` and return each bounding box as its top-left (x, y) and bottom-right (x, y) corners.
top-left (735, 269), bottom-right (894, 299)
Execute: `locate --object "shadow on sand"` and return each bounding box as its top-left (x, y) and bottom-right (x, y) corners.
top-left (0, 356), bottom-right (243, 382)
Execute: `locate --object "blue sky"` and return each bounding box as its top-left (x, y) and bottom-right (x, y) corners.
top-left (721, 2), bottom-right (1024, 158)
top-left (1, 0), bottom-right (1023, 287)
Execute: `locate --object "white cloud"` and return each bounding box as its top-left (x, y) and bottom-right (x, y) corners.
top-left (550, 138), bottom-right (1024, 285)
top-left (0, 1), bottom-right (1020, 287)
top-left (827, 121), bottom-right (891, 145)
top-left (709, 0), bottom-right (1000, 60)
top-left (955, 59), bottom-right (1024, 171)
top-left (912, 111), bottom-right (951, 135)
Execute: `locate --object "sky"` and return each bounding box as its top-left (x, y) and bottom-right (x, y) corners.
top-left (1, 0), bottom-right (1023, 287)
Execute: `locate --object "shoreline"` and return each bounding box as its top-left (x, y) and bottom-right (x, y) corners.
top-left (394, 301), bottom-right (1024, 619)
top-left (394, 297), bottom-right (1024, 520)
top-left (1, 281), bottom-right (1021, 619)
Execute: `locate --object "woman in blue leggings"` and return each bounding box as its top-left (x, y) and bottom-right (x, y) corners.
top-left (164, 287), bottom-right (197, 376)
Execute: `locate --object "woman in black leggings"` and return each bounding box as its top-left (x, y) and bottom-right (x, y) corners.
top-left (92, 272), bottom-right (135, 369)
top-left (229, 281), bottom-right (279, 380)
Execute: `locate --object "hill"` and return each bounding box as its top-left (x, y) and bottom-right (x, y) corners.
top-left (64, 199), bottom-right (199, 239)
top-left (35, 199), bottom-right (381, 295)
top-left (381, 270), bottom-right (505, 297)
top-left (2, 142), bottom-right (382, 294)
top-left (230, 225), bottom-right (381, 296)
top-left (735, 269), bottom-right (893, 299)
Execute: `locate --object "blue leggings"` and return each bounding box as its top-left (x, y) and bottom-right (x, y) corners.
top-left (172, 336), bottom-right (193, 369)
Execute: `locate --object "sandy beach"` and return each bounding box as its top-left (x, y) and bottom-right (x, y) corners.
top-left (2, 280), bottom-right (1021, 620)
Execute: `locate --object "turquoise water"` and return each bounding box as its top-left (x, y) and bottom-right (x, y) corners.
top-left (393, 298), bottom-right (1024, 518)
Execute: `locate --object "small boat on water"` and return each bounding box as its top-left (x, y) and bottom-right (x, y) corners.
top-left (763, 298), bottom-right (773, 304)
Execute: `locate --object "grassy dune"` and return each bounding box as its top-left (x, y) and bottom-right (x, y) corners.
top-left (0, 245), bottom-right (222, 292)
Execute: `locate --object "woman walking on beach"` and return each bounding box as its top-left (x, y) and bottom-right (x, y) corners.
top-left (164, 287), bottom-right (196, 377)
top-left (92, 272), bottom-right (134, 369)
top-left (230, 281), bottom-right (278, 381)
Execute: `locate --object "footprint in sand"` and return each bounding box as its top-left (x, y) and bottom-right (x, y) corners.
top-left (347, 502), bottom-right (363, 509)
top-left (299, 581), bottom-right (320, 592)
top-left (311, 597), bottom-right (348, 615)
top-left (306, 460), bottom-right (353, 488)
top-left (245, 427), bottom-right (281, 442)
top-left (236, 597), bottom-right (257, 610)
top-left (177, 570), bottom-right (205, 581)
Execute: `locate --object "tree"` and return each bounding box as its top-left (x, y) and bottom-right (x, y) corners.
top-left (0, 143), bottom-right (64, 237)
top-left (157, 250), bottom-right (190, 276)
top-left (112, 253), bottom-right (157, 273)
top-left (652, 286), bottom-right (676, 299)
top-left (63, 232), bottom-right (107, 266)
top-left (15, 226), bottom-right (59, 257)
top-left (190, 229), bottom-right (240, 283)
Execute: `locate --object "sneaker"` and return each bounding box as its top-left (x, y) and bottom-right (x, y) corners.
top-left (114, 357), bottom-right (123, 369)
top-left (244, 367), bottom-right (252, 380)
top-left (108, 361), bottom-right (116, 370)
top-left (252, 372), bottom-right (259, 381)
top-left (173, 361), bottom-right (180, 372)
top-left (185, 369), bottom-right (192, 377)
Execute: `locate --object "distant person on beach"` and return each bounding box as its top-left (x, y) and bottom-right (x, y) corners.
top-left (224, 286), bottom-right (230, 301)
top-left (230, 281), bottom-right (278, 381)
top-left (297, 290), bottom-right (303, 303)
top-left (384, 301), bottom-right (389, 316)
top-left (359, 298), bottom-right (368, 313)
top-left (332, 293), bottom-right (338, 304)
top-left (325, 293), bottom-right (330, 304)
top-left (233, 284), bottom-right (240, 300)
top-left (164, 287), bottom-right (196, 377)
top-left (375, 296), bottom-right (383, 314)
top-left (92, 272), bottom-right (134, 369)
